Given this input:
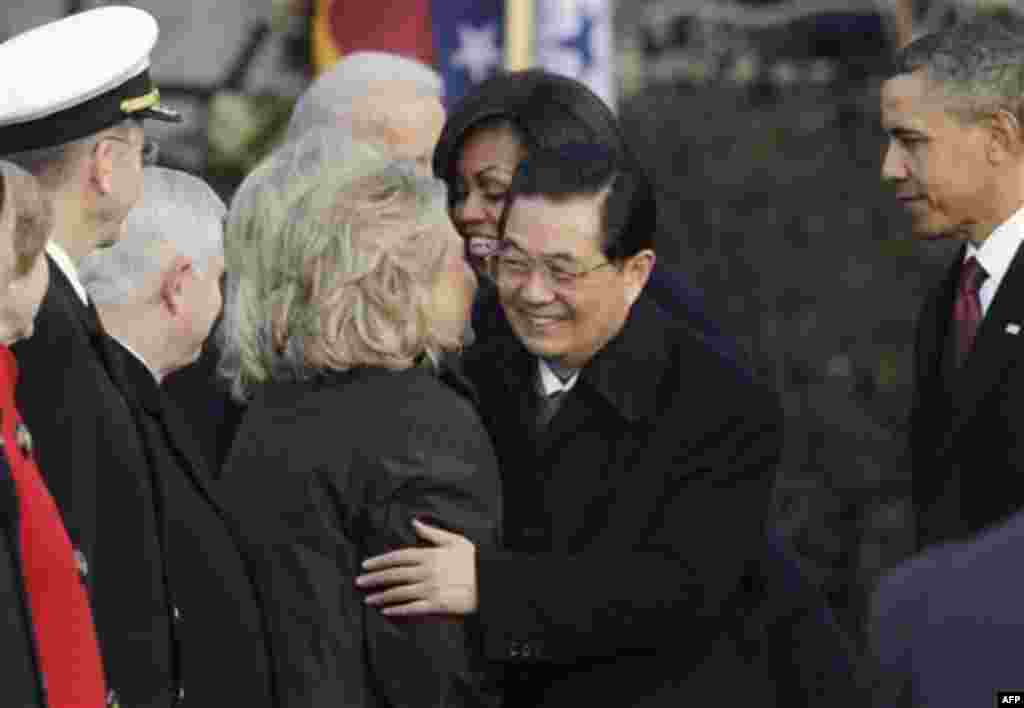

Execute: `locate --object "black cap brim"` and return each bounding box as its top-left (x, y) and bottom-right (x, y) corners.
top-left (136, 104), bottom-right (182, 123)
top-left (0, 68), bottom-right (181, 154)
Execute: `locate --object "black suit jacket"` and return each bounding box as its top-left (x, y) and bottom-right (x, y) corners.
top-left (911, 245), bottom-right (1024, 550)
top-left (163, 338), bottom-right (244, 476)
top-left (11, 258), bottom-right (176, 708)
top-left (218, 363), bottom-right (503, 708)
top-left (114, 343), bottom-right (276, 707)
top-left (463, 294), bottom-right (786, 708)
top-left (0, 455), bottom-right (46, 708)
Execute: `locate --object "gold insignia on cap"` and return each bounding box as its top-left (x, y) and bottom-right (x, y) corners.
top-left (15, 423), bottom-right (32, 457)
top-left (121, 88), bottom-right (161, 114)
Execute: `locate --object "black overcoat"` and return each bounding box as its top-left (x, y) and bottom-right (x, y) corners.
top-left (113, 343), bottom-right (276, 707)
top-left (219, 363), bottom-right (503, 708)
top-left (911, 244), bottom-right (1024, 549)
top-left (11, 259), bottom-right (177, 707)
top-left (463, 294), bottom-right (785, 707)
top-left (163, 337), bottom-right (245, 475)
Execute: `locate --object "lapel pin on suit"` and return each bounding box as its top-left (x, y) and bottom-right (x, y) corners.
top-left (15, 423), bottom-right (32, 458)
top-left (1005, 323), bottom-right (1021, 335)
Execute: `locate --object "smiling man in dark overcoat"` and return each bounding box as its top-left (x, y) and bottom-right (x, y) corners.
top-left (353, 132), bottom-right (805, 704)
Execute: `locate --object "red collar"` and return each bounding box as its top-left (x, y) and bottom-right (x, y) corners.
top-left (0, 345), bottom-right (17, 403)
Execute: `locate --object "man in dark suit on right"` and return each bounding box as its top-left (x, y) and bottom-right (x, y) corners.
top-left (881, 19), bottom-right (1024, 552)
top-left (871, 18), bottom-right (1024, 706)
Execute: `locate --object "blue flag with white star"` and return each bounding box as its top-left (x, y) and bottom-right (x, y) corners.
top-left (432, 0), bottom-right (504, 106)
top-left (432, 0), bottom-right (614, 109)
top-left (536, 0), bottom-right (615, 108)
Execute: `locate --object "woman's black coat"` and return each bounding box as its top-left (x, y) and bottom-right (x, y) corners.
top-left (219, 363), bottom-right (503, 708)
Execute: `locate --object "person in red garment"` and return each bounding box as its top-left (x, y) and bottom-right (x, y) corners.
top-left (0, 160), bottom-right (106, 707)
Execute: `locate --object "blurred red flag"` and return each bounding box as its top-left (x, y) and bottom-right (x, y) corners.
top-left (311, 0), bottom-right (435, 74)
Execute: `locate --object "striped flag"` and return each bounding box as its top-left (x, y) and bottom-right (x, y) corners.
top-left (310, 0), bottom-right (615, 107)
top-left (535, 0), bottom-right (615, 108)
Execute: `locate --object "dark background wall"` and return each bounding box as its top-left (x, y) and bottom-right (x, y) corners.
top-left (620, 80), bottom-right (957, 643)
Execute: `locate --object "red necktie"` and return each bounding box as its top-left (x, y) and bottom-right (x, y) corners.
top-left (952, 256), bottom-right (988, 368)
top-left (0, 346), bottom-right (106, 708)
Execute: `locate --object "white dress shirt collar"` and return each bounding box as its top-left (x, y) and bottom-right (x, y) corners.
top-left (537, 358), bottom-right (579, 396)
top-left (45, 241), bottom-right (89, 306)
top-left (967, 205), bottom-right (1024, 314)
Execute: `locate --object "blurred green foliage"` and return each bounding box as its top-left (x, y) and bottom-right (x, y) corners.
top-left (206, 91), bottom-right (296, 185)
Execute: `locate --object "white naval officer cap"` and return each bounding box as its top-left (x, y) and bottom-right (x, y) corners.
top-left (0, 5), bottom-right (181, 155)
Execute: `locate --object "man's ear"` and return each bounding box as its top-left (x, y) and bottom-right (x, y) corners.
top-left (987, 109), bottom-right (1024, 162)
top-left (622, 249), bottom-right (655, 307)
top-left (89, 138), bottom-right (118, 195)
top-left (159, 254), bottom-right (192, 316)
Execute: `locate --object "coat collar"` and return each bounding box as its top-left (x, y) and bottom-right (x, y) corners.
top-left (45, 241), bottom-right (88, 306)
top-left (114, 337), bottom-right (223, 500)
top-left (113, 337), bottom-right (164, 416)
top-left (45, 254), bottom-right (91, 334)
top-left (437, 351), bottom-right (482, 409)
top-left (917, 249), bottom-right (962, 390)
top-left (311, 354), bottom-right (481, 408)
top-left (967, 204), bottom-right (1024, 310)
top-left (48, 261), bottom-right (130, 391)
top-left (578, 294), bottom-right (671, 423)
top-left (484, 293), bottom-right (672, 425)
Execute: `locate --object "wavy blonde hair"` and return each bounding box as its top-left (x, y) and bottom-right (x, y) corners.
top-left (219, 129), bottom-right (458, 401)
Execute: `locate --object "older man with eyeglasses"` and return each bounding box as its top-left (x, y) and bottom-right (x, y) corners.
top-left (355, 141), bottom-right (797, 707)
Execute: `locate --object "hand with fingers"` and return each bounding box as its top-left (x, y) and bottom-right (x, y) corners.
top-left (357, 519), bottom-right (479, 616)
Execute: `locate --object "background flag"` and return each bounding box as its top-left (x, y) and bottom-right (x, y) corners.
top-left (432, 0), bottom-right (505, 106)
top-left (536, 0), bottom-right (615, 108)
top-left (310, 0), bottom-right (615, 109)
top-left (311, 0), bottom-right (434, 75)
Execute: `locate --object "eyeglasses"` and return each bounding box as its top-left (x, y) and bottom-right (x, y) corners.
top-left (491, 243), bottom-right (615, 289)
top-left (99, 135), bottom-right (160, 166)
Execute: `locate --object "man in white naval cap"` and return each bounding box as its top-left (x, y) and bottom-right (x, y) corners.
top-left (0, 7), bottom-right (187, 708)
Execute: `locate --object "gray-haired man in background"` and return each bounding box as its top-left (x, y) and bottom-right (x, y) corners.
top-left (80, 166), bottom-right (275, 707)
top-left (284, 50), bottom-right (445, 174)
top-left (81, 167), bottom-right (225, 377)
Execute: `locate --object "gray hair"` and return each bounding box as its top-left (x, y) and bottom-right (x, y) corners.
top-left (284, 51), bottom-right (443, 143)
top-left (891, 19), bottom-right (1024, 122)
top-left (217, 126), bottom-right (452, 402)
top-left (79, 166), bottom-right (225, 305)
